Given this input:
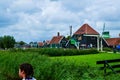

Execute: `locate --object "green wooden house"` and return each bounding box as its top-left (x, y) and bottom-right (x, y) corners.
top-left (71, 24), bottom-right (100, 49)
top-left (49, 32), bottom-right (67, 48)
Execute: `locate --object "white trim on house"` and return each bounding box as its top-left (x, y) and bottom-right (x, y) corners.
top-left (83, 34), bottom-right (100, 37)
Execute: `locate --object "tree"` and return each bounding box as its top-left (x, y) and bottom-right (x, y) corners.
top-left (16, 41), bottom-right (26, 46)
top-left (0, 37), bottom-right (4, 49)
top-left (0, 35), bottom-right (16, 49)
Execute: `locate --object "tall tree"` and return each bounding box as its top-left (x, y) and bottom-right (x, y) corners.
top-left (0, 35), bottom-right (16, 49)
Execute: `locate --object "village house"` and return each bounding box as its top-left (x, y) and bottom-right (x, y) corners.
top-left (70, 23), bottom-right (100, 49)
top-left (103, 38), bottom-right (120, 48)
top-left (38, 40), bottom-right (50, 48)
top-left (43, 40), bottom-right (50, 47)
top-left (38, 42), bottom-right (44, 48)
top-left (30, 23), bottom-right (119, 50)
top-left (49, 32), bottom-right (67, 48)
top-left (29, 42), bottom-right (38, 48)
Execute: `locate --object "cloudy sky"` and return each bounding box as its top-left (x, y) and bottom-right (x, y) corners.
top-left (0, 0), bottom-right (120, 43)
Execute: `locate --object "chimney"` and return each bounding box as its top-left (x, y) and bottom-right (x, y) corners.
top-left (57, 32), bottom-right (60, 36)
top-left (70, 26), bottom-right (72, 37)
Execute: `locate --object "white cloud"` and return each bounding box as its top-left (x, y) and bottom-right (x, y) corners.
top-left (0, 0), bottom-right (120, 42)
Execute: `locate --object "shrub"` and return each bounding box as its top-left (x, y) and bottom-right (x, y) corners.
top-left (37, 48), bottom-right (99, 56)
top-left (9, 48), bottom-right (99, 56)
top-left (103, 47), bottom-right (112, 52)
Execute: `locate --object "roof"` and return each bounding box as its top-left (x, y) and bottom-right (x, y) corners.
top-left (38, 42), bottom-right (44, 46)
top-left (74, 24), bottom-right (99, 35)
top-left (105, 38), bottom-right (120, 46)
top-left (49, 36), bottom-right (64, 44)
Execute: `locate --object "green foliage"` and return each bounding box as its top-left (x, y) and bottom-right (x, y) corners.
top-left (0, 52), bottom-right (48, 80)
top-left (0, 35), bottom-right (15, 49)
top-left (8, 48), bottom-right (99, 56)
top-left (66, 35), bottom-right (71, 40)
top-left (12, 48), bottom-right (98, 56)
top-left (16, 41), bottom-right (26, 46)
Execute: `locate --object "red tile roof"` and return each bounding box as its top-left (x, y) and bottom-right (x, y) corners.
top-left (74, 24), bottom-right (99, 35)
top-left (38, 42), bottom-right (44, 46)
top-left (105, 38), bottom-right (120, 46)
top-left (49, 36), bottom-right (64, 44)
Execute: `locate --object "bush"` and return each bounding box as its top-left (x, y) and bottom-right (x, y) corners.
top-left (9, 48), bottom-right (99, 57)
top-left (103, 47), bottom-right (112, 52)
top-left (38, 48), bottom-right (99, 56)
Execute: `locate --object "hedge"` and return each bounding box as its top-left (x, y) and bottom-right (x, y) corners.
top-left (9, 48), bottom-right (99, 56)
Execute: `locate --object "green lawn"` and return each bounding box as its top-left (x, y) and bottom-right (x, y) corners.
top-left (51, 52), bottom-right (120, 67)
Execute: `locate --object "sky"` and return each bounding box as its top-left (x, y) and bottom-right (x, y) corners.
top-left (0, 0), bottom-right (120, 43)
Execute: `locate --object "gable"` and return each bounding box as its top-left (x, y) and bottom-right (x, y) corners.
top-left (49, 36), bottom-right (64, 44)
top-left (74, 24), bottom-right (99, 35)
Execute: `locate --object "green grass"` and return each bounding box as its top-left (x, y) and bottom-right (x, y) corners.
top-left (0, 50), bottom-right (120, 80)
top-left (51, 52), bottom-right (120, 67)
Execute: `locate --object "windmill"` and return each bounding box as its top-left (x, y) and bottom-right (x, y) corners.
top-left (100, 23), bottom-right (110, 51)
top-left (102, 23), bottom-right (110, 39)
top-left (100, 23), bottom-right (105, 51)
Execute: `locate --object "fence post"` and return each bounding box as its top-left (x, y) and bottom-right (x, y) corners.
top-left (104, 61), bottom-right (107, 76)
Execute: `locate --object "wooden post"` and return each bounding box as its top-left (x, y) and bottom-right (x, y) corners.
top-left (100, 37), bottom-right (103, 51)
top-left (97, 36), bottom-right (100, 51)
top-left (104, 62), bottom-right (107, 76)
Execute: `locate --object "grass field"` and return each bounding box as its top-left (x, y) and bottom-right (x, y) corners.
top-left (52, 52), bottom-right (120, 67)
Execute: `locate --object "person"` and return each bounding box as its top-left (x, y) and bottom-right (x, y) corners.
top-left (116, 44), bottom-right (120, 52)
top-left (19, 63), bottom-right (36, 80)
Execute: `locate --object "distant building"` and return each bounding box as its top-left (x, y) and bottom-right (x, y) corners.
top-left (14, 43), bottom-right (30, 49)
top-left (38, 42), bottom-right (44, 48)
top-left (103, 38), bottom-right (120, 48)
top-left (49, 32), bottom-right (67, 48)
top-left (43, 40), bottom-right (50, 47)
top-left (29, 42), bottom-right (38, 48)
top-left (38, 40), bottom-right (50, 48)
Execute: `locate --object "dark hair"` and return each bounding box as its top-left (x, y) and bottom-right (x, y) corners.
top-left (20, 63), bottom-right (34, 78)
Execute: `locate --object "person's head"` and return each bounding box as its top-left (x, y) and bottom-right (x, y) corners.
top-left (19, 63), bottom-right (34, 79)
